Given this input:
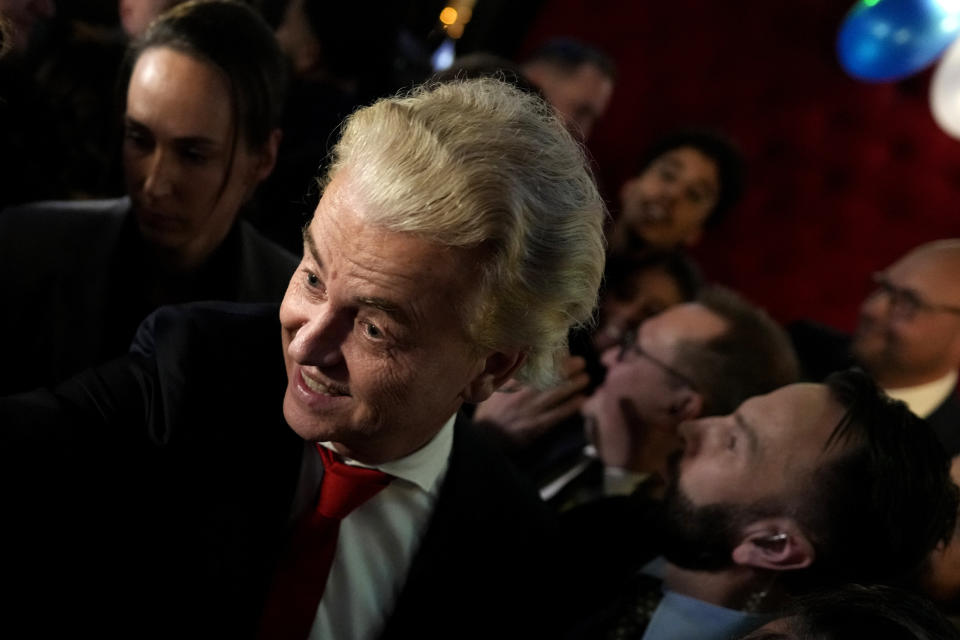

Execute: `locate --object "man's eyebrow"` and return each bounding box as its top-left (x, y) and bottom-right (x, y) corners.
top-left (299, 226), bottom-right (410, 323)
top-left (302, 224), bottom-right (321, 265)
top-left (357, 296), bottom-right (409, 323)
top-left (734, 412), bottom-right (760, 455)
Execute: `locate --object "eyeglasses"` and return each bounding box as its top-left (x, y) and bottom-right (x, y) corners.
top-left (869, 273), bottom-right (960, 320)
top-left (617, 328), bottom-right (697, 390)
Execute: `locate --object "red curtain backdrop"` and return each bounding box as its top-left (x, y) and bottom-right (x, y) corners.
top-left (521, 0), bottom-right (960, 331)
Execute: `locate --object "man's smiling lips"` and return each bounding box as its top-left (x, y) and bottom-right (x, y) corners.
top-left (299, 368), bottom-right (350, 397)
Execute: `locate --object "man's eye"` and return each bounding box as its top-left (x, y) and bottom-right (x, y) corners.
top-left (306, 272), bottom-right (320, 287)
top-left (362, 322), bottom-right (383, 340)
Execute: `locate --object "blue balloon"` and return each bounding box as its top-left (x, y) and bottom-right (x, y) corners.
top-left (837, 0), bottom-right (960, 82)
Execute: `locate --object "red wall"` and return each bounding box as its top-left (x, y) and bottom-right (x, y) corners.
top-left (522, 0), bottom-right (960, 331)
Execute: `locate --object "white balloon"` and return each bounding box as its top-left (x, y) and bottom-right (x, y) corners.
top-left (931, 35), bottom-right (960, 139)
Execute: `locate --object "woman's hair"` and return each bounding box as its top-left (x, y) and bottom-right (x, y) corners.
top-left (120, 0), bottom-right (286, 152)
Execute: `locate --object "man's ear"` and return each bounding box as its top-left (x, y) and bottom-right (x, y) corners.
top-left (669, 387), bottom-right (704, 422)
top-left (731, 518), bottom-right (815, 572)
top-left (462, 351), bottom-right (527, 403)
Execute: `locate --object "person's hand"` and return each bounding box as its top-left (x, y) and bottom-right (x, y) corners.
top-left (473, 356), bottom-right (590, 448)
top-left (616, 397), bottom-right (683, 482)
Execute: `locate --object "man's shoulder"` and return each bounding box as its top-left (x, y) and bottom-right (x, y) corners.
top-left (446, 419), bottom-right (554, 518)
top-left (1, 196), bottom-right (130, 228)
top-left (0, 197), bottom-right (129, 269)
top-left (927, 382), bottom-right (960, 457)
top-left (133, 301), bottom-right (281, 361)
top-left (383, 419), bottom-right (565, 638)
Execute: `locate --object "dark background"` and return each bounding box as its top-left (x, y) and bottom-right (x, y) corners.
top-left (52, 0), bottom-right (960, 330)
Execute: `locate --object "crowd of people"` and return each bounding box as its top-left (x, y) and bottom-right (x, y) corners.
top-left (3, 1), bottom-right (960, 639)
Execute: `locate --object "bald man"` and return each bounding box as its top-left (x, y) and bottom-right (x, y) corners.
top-left (792, 240), bottom-right (960, 455)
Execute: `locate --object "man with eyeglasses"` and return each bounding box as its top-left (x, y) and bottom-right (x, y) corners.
top-left (531, 287), bottom-right (798, 509)
top-left (792, 240), bottom-right (960, 456)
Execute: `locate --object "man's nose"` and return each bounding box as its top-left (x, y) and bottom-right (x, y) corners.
top-left (860, 287), bottom-right (894, 322)
top-left (286, 308), bottom-right (351, 367)
top-left (677, 419), bottom-right (705, 455)
top-left (600, 343), bottom-right (621, 368)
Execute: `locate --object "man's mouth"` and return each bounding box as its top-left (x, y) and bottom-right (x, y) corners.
top-left (302, 371), bottom-right (349, 397)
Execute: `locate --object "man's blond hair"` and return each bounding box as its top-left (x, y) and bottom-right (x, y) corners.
top-left (326, 78), bottom-right (606, 388)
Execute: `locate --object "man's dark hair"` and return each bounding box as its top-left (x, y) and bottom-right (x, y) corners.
top-left (604, 250), bottom-right (702, 307)
top-left (522, 38), bottom-right (616, 80)
top-left (637, 129), bottom-right (744, 229)
top-left (675, 286), bottom-right (799, 416)
top-left (748, 584), bottom-right (960, 640)
top-left (785, 369), bottom-right (959, 592)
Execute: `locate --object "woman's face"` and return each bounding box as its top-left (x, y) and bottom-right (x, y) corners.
top-left (618, 146), bottom-right (720, 249)
top-left (123, 46), bottom-right (274, 270)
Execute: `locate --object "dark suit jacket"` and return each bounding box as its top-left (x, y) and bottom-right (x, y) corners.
top-left (789, 319), bottom-right (960, 456)
top-left (1, 303), bottom-right (563, 639)
top-left (0, 197), bottom-right (298, 394)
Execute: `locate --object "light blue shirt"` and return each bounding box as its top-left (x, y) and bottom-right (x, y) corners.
top-left (643, 590), bottom-right (771, 640)
top-left (641, 558), bottom-right (772, 640)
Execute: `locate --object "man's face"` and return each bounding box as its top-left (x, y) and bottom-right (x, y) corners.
top-left (852, 247), bottom-right (960, 388)
top-left (280, 170), bottom-right (493, 464)
top-left (537, 63), bottom-right (613, 140)
top-left (657, 384), bottom-right (845, 570)
top-left (123, 47), bottom-right (270, 270)
top-left (119, 0), bottom-right (176, 38)
top-left (583, 303), bottom-right (725, 470)
top-left (619, 146), bottom-right (719, 249)
top-left (676, 384), bottom-right (844, 509)
top-left (0, 0), bottom-right (54, 52)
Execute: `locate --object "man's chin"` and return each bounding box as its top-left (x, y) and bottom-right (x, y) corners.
top-left (282, 392), bottom-right (335, 442)
top-left (656, 480), bottom-right (738, 572)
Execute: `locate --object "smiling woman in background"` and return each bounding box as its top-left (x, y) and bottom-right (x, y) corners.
top-left (0, 0), bottom-right (297, 394)
top-left (609, 129), bottom-right (744, 256)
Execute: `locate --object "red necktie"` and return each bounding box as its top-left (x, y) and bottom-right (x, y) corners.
top-left (258, 444), bottom-right (392, 640)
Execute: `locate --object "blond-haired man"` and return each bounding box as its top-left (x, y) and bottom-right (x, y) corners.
top-left (3, 78), bottom-right (606, 638)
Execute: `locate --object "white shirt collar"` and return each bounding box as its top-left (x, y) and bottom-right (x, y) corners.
top-left (320, 413), bottom-right (456, 496)
top-left (884, 370), bottom-right (958, 419)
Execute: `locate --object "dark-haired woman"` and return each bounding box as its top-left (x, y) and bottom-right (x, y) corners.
top-left (0, 0), bottom-right (297, 394)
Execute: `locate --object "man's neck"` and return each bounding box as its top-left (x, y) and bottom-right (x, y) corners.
top-left (662, 561), bottom-right (785, 612)
top-left (872, 366), bottom-right (957, 391)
